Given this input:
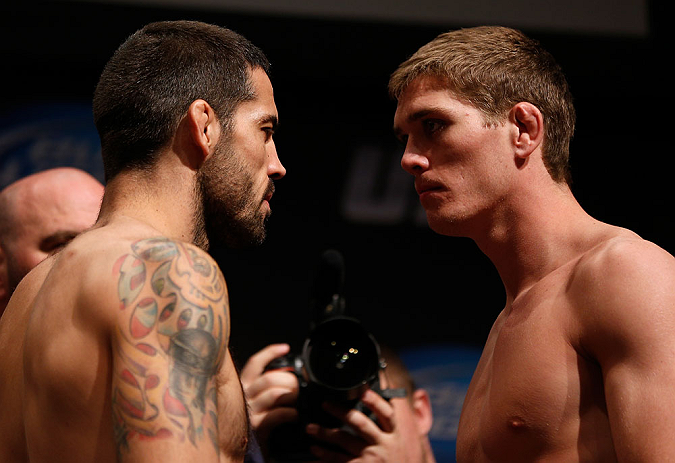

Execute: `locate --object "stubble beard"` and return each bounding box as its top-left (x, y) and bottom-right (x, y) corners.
top-left (192, 138), bottom-right (272, 251)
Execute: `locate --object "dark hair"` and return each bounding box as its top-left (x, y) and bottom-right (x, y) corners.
top-left (93, 20), bottom-right (270, 181)
top-left (389, 26), bottom-right (575, 184)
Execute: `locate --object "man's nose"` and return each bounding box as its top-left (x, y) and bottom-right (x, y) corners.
top-left (401, 143), bottom-right (429, 175)
top-left (268, 143), bottom-right (286, 180)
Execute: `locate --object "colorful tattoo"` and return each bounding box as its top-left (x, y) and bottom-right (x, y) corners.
top-left (111, 237), bottom-right (228, 455)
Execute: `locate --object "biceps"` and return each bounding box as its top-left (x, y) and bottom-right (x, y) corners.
top-left (112, 326), bottom-right (220, 458)
top-left (603, 355), bottom-right (675, 460)
top-left (110, 239), bottom-right (230, 458)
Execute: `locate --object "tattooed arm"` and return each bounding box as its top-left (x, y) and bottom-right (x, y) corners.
top-left (110, 237), bottom-right (229, 462)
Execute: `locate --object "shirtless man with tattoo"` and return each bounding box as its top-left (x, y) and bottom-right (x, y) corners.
top-left (0, 20), bottom-right (285, 462)
top-left (390, 26), bottom-right (675, 461)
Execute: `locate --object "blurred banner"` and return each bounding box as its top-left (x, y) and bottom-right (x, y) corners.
top-left (0, 103), bottom-right (104, 189)
top-left (0, 0), bottom-right (669, 377)
top-left (400, 345), bottom-right (482, 463)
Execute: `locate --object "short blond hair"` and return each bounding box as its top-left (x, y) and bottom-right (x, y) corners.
top-left (389, 26), bottom-right (575, 184)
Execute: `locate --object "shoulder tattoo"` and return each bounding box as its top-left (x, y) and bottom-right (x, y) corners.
top-left (111, 237), bottom-right (228, 454)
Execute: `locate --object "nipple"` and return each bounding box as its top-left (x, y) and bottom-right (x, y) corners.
top-left (507, 417), bottom-right (526, 430)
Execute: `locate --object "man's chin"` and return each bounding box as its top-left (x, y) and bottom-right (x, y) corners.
top-left (426, 212), bottom-right (466, 237)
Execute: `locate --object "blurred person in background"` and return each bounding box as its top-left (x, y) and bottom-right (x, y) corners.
top-left (0, 167), bottom-right (104, 314)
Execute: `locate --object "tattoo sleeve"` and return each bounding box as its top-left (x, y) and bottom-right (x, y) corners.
top-left (111, 237), bottom-right (228, 456)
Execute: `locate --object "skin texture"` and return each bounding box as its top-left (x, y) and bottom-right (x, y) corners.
top-left (0, 168), bottom-right (104, 313)
top-left (0, 68), bottom-right (286, 463)
top-left (240, 343), bottom-right (436, 463)
top-left (393, 75), bottom-right (675, 462)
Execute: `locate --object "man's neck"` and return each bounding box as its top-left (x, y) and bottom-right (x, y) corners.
top-left (471, 182), bottom-right (608, 304)
top-left (95, 162), bottom-right (198, 246)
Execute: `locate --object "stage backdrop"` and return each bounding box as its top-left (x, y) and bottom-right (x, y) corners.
top-left (0, 2), bottom-right (669, 460)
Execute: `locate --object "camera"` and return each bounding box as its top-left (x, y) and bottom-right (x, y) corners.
top-left (263, 251), bottom-right (401, 461)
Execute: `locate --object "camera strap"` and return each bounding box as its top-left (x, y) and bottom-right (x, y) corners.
top-left (380, 387), bottom-right (407, 399)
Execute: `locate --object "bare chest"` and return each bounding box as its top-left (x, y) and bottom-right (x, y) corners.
top-left (456, 281), bottom-right (611, 461)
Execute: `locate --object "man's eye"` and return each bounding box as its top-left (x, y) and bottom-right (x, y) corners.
top-left (40, 232), bottom-right (78, 254)
top-left (262, 127), bottom-right (274, 142)
top-left (41, 240), bottom-right (69, 254)
top-left (422, 119), bottom-right (444, 135)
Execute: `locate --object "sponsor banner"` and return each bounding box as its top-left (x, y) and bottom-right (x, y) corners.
top-left (0, 103), bottom-right (104, 189)
top-left (399, 345), bottom-right (482, 463)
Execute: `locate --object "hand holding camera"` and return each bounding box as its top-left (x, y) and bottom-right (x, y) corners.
top-left (241, 250), bottom-right (404, 461)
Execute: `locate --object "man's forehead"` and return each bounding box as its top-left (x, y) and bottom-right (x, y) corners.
top-left (396, 75), bottom-right (471, 112)
top-left (238, 68), bottom-right (277, 118)
top-left (399, 74), bottom-right (450, 100)
top-left (394, 78), bottom-right (455, 123)
top-left (249, 68), bottom-right (275, 99)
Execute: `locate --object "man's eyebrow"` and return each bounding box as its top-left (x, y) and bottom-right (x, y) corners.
top-left (259, 114), bottom-right (278, 130)
top-left (393, 109), bottom-right (435, 137)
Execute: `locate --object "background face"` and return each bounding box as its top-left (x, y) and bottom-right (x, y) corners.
top-left (0, 3), bottom-right (669, 459)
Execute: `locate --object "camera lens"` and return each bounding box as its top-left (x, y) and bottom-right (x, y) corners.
top-left (304, 317), bottom-right (379, 390)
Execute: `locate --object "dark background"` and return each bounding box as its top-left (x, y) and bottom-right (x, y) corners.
top-left (0, 0), bottom-right (670, 368)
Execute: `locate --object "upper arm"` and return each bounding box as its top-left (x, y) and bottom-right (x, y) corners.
top-left (576, 239), bottom-right (675, 461)
top-left (110, 237), bottom-right (229, 461)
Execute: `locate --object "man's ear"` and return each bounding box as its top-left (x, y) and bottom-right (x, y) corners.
top-left (185, 99), bottom-right (221, 168)
top-left (411, 388), bottom-right (434, 436)
top-left (511, 102), bottom-right (544, 160)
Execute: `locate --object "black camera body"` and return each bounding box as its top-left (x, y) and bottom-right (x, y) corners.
top-left (265, 316), bottom-right (387, 461)
top-left (263, 250), bottom-right (394, 461)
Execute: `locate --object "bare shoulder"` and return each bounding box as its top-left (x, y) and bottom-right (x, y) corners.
top-left (19, 233), bottom-right (231, 460)
top-left (107, 236), bottom-right (230, 456)
top-left (108, 236), bottom-right (229, 325)
top-left (565, 237), bottom-right (675, 459)
top-left (571, 235), bottom-right (675, 302)
top-left (107, 236), bottom-right (230, 366)
top-left (58, 234), bottom-right (229, 332)
top-left (569, 235), bottom-right (675, 355)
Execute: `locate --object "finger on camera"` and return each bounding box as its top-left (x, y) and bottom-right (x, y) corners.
top-left (358, 389), bottom-right (396, 433)
top-left (241, 343), bottom-right (291, 381)
top-left (321, 403), bottom-right (381, 444)
top-left (251, 387), bottom-right (298, 413)
top-left (245, 369), bottom-right (298, 399)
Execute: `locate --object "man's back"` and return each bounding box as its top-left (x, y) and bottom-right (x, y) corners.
top-left (0, 219), bottom-right (248, 462)
top-left (0, 259), bottom-right (51, 462)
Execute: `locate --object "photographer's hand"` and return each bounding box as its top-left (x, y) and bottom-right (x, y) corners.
top-left (305, 387), bottom-right (432, 463)
top-left (240, 344), bottom-right (299, 445)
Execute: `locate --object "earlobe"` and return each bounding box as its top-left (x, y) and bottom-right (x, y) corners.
top-left (186, 99), bottom-right (221, 167)
top-left (512, 102), bottom-right (544, 160)
top-left (412, 389), bottom-right (434, 435)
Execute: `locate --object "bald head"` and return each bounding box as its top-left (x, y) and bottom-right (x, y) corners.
top-left (0, 168), bottom-right (104, 312)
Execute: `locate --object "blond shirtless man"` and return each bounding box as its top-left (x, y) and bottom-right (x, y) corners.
top-left (0, 20), bottom-right (285, 462)
top-left (389, 26), bottom-right (675, 461)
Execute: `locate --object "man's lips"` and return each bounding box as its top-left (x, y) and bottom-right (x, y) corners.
top-left (263, 181), bottom-right (275, 202)
top-left (415, 181), bottom-right (443, 196)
